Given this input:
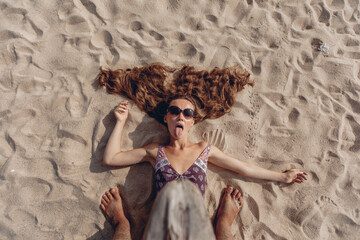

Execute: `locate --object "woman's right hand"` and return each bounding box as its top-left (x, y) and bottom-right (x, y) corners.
top-left (114, 101), bottom-right (129, 122)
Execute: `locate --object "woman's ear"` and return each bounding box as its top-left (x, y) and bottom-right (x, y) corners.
top-left (164, 115), bottom-right (167, 123)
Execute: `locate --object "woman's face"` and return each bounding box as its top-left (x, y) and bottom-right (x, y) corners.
top-left (164, 99), bottom-right (195, 139)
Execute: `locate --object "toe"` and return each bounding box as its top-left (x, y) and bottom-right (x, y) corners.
top-left (100, 203), bottom-right (106, 211)
top-left (111, 188), bottom-right (120, 200)
top-left (103, 193), bottom-right (110, 203)
top-left (106, 191), bottom-right (114, 200)
top-left (238, 195), bottom-right (243, 208)
top-left (101, 199), bottom-right (107, 205)
top-left (235, 191), bottom-right (242, 200)
top-left (232, 188), bottom-right (239, 198)
top-left (225, 185), bottom-right (233, 195)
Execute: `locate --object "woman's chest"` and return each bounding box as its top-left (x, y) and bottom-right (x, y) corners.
top-left (164, 149), bottom-right (203, 174)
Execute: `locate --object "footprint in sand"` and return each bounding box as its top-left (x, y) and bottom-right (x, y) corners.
top-left (58, 2), bottom-right (75, 20)
top-left (288, 107), bottom-right (300, 124)
top-left (297, 51), bottom-right (314, 72)
top-left (251, 59), bottom-right (262, 75)
top-left (301, 208), bottom-right (323, 239)
top-left (354, 24), bottom-right (360, 35)
top-left (311, 2), bottom-right (331, 26)
top-left (173, 43), bottom-right (197, 58)
top-left (343, 36), bottom-right (360, 47)
top-left (320, 213), bottom-right (360, 239)
top-left (7, 208), bottom-right (37, 226)
top-left (317, 94), bottom-right (334, 115)
top-left (328, 0), bottom-right (345, 10)
top-left (299, 195), bottom-right (340, 239)
top-left (2, 6), bottom-right (47, 40)
top-left (245, 194), bottom-right (259, 221)
top-left (16, 63), bottom-right (53, 82)
top-left (209, 46), bottom-right (231, 68)
top-left (252, 222), bottom-right (287, 240)
top-left (2, 6), bottom-right (27, 21)
top-left (130, 21), bottom-right (143, 31)
top-left (149, 30), bottom-right (164, 41)
top-left (90, 30), bottom-right (119, 65)
top-left (206, 14), bottom-right (218, 24)
top-left (13, 177), bottom-right (53, 204)
top-left (1, 132), bottom-right (16, 158)
top-left (65, 15), bottom-right (90, 34)
top-left (340, 115), bottom-right (360, 153)
top-left (65, 94), bottom-right (91, 118)
top-left (79, 0), bottom-right (105, 24)
top-left (5, 109), bottom-right (36, 125)
top-left (171, 31), bottom-right (186, 42)
top-left (0, 30), bottom-right (20, 42)
top-left (312, 195), bottom-right (359, 239)
top-left (91, 30), bottom-right (113, 48)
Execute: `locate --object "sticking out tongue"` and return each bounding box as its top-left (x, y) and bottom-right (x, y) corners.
top-left (175, 126), bottom-right (183, 137)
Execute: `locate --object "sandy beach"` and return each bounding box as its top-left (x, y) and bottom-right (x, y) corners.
top-left (0, 0), bottom-right (359, 239)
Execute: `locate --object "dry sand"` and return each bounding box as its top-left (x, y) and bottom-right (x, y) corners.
top-left (1, 0), bottom-right (359, 239)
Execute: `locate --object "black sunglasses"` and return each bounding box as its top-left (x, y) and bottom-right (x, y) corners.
top-left (167, 106), bottom-right (194, 118)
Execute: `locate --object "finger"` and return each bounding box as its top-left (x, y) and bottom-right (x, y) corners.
top-left (298, 170), bottom-right (307, 176)
top-left (294, 179), bottom-right (302, 184)
top-left (298, 174), bottom-right (307, 181)
top-left (117, 104), bottom-right (128, 109)
top-left (117, 102), bottom-right (129, 107)
top-left (298, 172), bottom-right (307, 179)
top-left (116, 107), bottom-right (128, 112)
top-left (296, 177), bottom-right (304, 182)
top-left (117, 107), bottom-right (128, 112)
top-left (119, 102), bottom-right (129, 107)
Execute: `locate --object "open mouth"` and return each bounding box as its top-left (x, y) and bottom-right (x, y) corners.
top-left (175, 123), bottom-right (184, 137)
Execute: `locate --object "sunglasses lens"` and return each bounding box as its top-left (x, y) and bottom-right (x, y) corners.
top-left (168, 106), bottom-right (181, 115)
top-left (167, 106), bottom-right (194, 118)
top-left (183, 109), bottom-right (194, 117)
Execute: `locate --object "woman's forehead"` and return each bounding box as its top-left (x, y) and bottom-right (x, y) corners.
top-left (169, 99), bottom-right (194, 109)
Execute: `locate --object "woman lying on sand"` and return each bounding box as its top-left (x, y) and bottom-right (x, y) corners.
top-left (97, 64), bottom-right (307, 239)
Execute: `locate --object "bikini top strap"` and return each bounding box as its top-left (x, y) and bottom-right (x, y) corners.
top-left (198, 144), bottom-right (211, 163)
top-left (156, 145), bottom-right (165, 164)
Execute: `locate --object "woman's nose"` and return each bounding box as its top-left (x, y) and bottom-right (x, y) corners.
top-left (177, 112), bottom-right (185, 120)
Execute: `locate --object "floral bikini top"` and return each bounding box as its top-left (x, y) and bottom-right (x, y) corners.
top-left (155, 144), bottom-right (211, 196)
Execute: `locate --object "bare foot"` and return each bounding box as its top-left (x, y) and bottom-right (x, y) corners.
top-left (100, 187), bottom-right (131, 239)
top-left (214, 186), bottom-right (243, 240)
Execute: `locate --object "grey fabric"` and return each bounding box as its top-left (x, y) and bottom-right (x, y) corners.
top-left (143, 179), bottom-right (216, 240)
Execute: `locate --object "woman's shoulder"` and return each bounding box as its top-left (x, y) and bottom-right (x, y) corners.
top-left (144, 143), bottom-right (160, 154)
top-left (195, 141), bottom-right (210, 149)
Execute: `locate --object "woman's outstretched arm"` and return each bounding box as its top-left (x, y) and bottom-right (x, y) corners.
top-left (208, 145), bottom-right (307, 184)
top-left (103, 100), bottom-right (157, 167)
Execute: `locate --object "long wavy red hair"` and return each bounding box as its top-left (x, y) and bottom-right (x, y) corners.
top-left (97, 63), bottom-right (253, 125)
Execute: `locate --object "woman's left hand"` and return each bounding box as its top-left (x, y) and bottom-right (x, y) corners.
top-left (281, 169), bottom-right (307, 184)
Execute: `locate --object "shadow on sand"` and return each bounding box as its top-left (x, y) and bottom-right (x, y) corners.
top-left (88, 110), bottom-right (169, 239)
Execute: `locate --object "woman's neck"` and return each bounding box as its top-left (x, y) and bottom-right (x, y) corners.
top-left (168, 137), bottom-right (191, 149)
